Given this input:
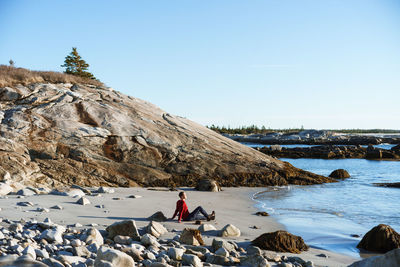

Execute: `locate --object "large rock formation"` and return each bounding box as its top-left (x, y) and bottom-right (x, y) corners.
top-left (0, 82), bottom-right (334, 187)
top-left (357, 224), bottom-right (400, 253)
top-left (252, 231), bottom-right (309, 254)
top-left (349, 248), bottom-right (400, 267)
top-left (329, 169), bottom-right (350, 179)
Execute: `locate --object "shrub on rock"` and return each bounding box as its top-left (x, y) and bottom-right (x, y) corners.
top-left (252, 231), bottom-right (308, 254)
top-left (357, 224), bottom-right (400, 253)
top-left (329, 169), bottom-right (350, 179)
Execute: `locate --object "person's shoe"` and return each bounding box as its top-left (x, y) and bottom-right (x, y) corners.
top-left (207, 211), bottom-right (216, 221)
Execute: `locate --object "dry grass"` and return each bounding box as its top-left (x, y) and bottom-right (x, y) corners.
top-left (0, 65), bottom-right (103, 87)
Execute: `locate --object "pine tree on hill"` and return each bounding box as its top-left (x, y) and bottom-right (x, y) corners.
top-left (61, 47), bottom-right (96, 79)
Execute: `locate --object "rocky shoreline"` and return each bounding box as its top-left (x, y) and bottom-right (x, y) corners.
top-left (0, 186), bottom-right (360, 267)
top-left (225, 130), bottom-right (400, 145)
top-left (257, 144), bottom-right (400, 160)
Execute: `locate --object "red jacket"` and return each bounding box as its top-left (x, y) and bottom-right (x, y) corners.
top-left (173, 199), bottom-right (189, 222)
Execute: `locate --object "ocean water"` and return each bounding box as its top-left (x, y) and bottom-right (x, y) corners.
top-left (252, 157), bottom-right (400, 258)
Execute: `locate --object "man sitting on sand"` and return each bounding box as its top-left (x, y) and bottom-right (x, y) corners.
top-left (170, 192), bottom-right (215, 223)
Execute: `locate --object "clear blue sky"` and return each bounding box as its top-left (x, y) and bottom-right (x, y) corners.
top-left (1, 0), bottom-right (399, 129)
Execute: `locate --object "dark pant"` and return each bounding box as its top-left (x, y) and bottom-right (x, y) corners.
top-left (184, 206), bottom-right (209, 221)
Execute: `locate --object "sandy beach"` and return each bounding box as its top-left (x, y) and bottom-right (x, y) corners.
top-left (0, 186), bottom-right (358, 266)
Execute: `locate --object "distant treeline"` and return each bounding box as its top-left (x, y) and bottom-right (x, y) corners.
top-left (207, 125), bottom-right (304, 134)
top-left (207, 125), bottom-right (400, 135)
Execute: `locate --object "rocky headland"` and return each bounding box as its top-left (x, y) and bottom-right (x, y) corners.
top-left (0, 78), bottom-right (335, 189)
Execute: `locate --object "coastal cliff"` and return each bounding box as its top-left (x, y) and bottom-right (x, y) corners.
top-left (0, 79), bottom-right (334, 188)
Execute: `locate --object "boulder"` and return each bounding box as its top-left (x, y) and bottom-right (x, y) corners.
top-left (94, 246), bottom-right (135, 267)
top-left (22, 245), bottom-right (36, 260)
top-left (349, 248), bottom-right (400, 267)
top-left (0, 182), bottom-right (13, 196)
top-left (16, 188), bottom-right (36, 196)
top-left (39, 226), bottom-right (66, 244)
top-left (215, 247), bottom-right (229, 257)
top-left (120, 247), bottom-right (144, 261)
top-left (246, 245), bottom-right (262, 255)
top-left (141, 233), bottom-right (160, 247)
top-left (241, 254), bottom-right (270, 267)
top-left (270, 145), bottom-right (282, 151)
top-left (58, 255), bottom-right (86, 265)
top-left (76, 197), bottom-right (90, 205)
top-left (219, 224), bottom-right (241, 237)
top-left (198, 224), bottom-right (217, 232)
top-left (98, 186), bottom-right (115, 193)
top-left (212, 238), bottom-right (236, 252)
top-left (182, 254), bottom-right (203, 267)
top-left (0, 255), bottom-right (47, 266)
top-left (73, 246), bottom-right (91, 258)
top-left (205, 253), bottom-right (231, 265)
top-left (113, 235), bottom-right (132, 245)
top-left (180, 228), bottom-right (204, 246)
top-left (9, 223), bottom-right (23, 232)
top-left (184, 245), bottom-right (210, 255)
top-left (35, 249), bottom-right (50, 259)
top-left (146, 221), bottom-right (168, 238)
top-left (148, 211), bottom-right (168, 222)
top-left (83, 228), bottom-right (104, 246)
top-left (195, 179), bottom-right (221, 192)
top-left (357, 224), bottom-right (400, 253)
top-left (42, 258), bottom-right (65, 267)
top-left (64, 189), bottom-right (86, 197)
top-left (17, 201), bottom-right (34, 207)
top-left (329, 169), bottom-right (350, 179)
top-left (252, 231), bottom-right (308, 253)
top-left (106, 220), bottom-right (140, 239)
top-left (366, 146), bottom-right (382, 159)
top-left (168, 247), bottom-right (185, 260)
